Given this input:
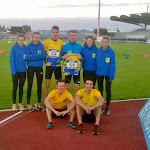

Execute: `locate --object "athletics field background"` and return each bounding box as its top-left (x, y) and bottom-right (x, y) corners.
top-left (0, 40), bottom-right (150, 109)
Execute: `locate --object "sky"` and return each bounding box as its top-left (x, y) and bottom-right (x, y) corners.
top-left (0, 0), bottom-right (150, 19)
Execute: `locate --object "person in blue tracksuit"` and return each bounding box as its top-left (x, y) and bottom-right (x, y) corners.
top-left (9, 34), bottom-right (28, 111)
top-left (60, 30), bottom-right (82, 93)
top-left (96, 37), bottom-right (116, 115)
top-left (81, 36), bottom-right (98, 86)
top-left (26, 32), bottom-right (45, 111)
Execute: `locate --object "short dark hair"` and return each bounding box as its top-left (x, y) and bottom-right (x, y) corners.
top-left (84, 78), bottom-right (94, 84)
top-left (51, 26), bottom-right (59, 31)
top-left (32, 32), bottom-right (40, 38)
top-left (17, 34), bottom-right (25, 41)
top-left (84, 35), bottom-right (96, 46)
top-left (56, 79), bottom-right (66, 85)
top-left (69, 30), bottom-right (77, 35)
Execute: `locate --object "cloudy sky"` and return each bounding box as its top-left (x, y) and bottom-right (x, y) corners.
top-left (0, 0), bottom-right (150, 19)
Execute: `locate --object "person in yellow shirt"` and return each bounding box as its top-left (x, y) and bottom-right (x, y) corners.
top-left (44, 79), bottom-right (76, 129)
top-left (75, 78), bottom-right (104, 135)
top-left (44, 26), bottom-right (63, 103)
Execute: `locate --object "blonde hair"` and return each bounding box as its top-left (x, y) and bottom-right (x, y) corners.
top-left (102, 36), bottom-right (110, 42)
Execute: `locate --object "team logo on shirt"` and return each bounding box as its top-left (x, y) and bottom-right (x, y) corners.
top-left (38, 50), bottom-right (41, 54)
top-left (23, 54), bottom-right (26, 59)
top-left (68, 51), bottom-right (72, 54)
top-left (92, 53), bottom-right (96, 58)
top-left (105, 58), bottom-right (110, 63)
top-left (46, 62), bottom-right (51, 66)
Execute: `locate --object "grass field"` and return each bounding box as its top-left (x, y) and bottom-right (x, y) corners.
top-left (0, 39), bottom-right (150, 109)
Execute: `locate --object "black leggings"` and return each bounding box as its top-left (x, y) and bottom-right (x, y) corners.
top-left (27, 67), bottom-right (43, 104)
top-left (12, 72), bottom-right (26, 104)
top-left (97, 76), bottom-right (112, 107)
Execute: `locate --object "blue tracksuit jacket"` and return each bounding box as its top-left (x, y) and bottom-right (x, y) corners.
top-left (26, 42), bottom-right (45, 67)
top-left (60, 41), bottom-right (82, 59)
top-left (96, 46), bottom-right (116, 81)
top-left (81, 45), bottom-right (98, 72)
top-left (9, 43), bottom-right (28, 76)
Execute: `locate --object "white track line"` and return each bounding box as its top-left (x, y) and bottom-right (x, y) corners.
top-left (0, 109), bottom-right (13, 112)
top-left (0, 111), bottom-right (23, 125)
top-left (0, 108), bottom-right (28, 112)
top-left (111, 98), bottom-right (148, 103)
top-left (0, 111), bottom-right (30, 127)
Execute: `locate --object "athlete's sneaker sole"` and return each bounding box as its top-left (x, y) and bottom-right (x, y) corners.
top-left (77, 130), bottom-right (85, 134)
top-left (92, 131), bottom-right (100, 135)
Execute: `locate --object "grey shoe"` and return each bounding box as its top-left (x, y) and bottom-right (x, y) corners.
top-left (27, 104), bottom-right (34, 112)
top-left (34, 103), bottom-right (41, 110)
top-left (92, 125), bottom-right (100, 135)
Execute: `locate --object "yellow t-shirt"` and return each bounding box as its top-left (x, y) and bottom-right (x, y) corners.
top-left (44, 38), bottom-right (63, 53)
top-left (44, 38), bottom-right (63, 66)
top-left (77, 89), bottom-right (101, 107)
top-left (48, 89), bottom-right (73, 109)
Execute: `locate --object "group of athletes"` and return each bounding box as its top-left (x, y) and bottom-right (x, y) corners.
top-left (9, 26), bottom-right (116, 135)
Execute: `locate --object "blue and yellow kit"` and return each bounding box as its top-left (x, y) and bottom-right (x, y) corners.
top-left (44, 38), bottom-right (63, 67)
top-left (63, 53), bottom-right (81, 75)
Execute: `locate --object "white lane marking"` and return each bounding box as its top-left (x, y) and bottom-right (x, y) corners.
top-left (111, 98), bottom-right (148, 103)
top-left (0, 111), bottom-right (23, 125)
top-left (0, 111), bottom-right (30, 127)
top-left (0, 108), bottom-right (28, 112)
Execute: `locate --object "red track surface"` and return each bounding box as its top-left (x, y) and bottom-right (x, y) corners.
top-left (0, 100), bottom-right (147, 150)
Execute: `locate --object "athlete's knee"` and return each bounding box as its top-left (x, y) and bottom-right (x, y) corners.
top-left (96, 106), bottom-right (101, 111)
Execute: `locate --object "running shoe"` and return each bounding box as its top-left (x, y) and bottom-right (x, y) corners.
top-left (67, 122), bottom-right (76, 129)
top-left (42, 106), bottom-right (46, 112)
top-left (12, 104), bottom-right (17, 111)
top-left (104, 107), bottom-right (110, 115)
top-left (92, 125), bottom-right (100, 135)
top-left (47, 122), bottom-right (54, 129)
top-left (77, 124), bottom-right (84, 134)
top-left (27, 104), bottom-right (34, 112)
top-left (34, 103), bottom-right (41, 110)
top-left (18, 103), bottom-right (24, 111)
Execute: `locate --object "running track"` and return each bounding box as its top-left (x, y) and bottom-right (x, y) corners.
top-left (0, 100), bottom-right (148, 150)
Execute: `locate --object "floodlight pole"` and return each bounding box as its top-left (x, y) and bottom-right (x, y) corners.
top-left (147, 4), bottom-right (149, 13)
top-left (97, 0), bottom-right (100, 37)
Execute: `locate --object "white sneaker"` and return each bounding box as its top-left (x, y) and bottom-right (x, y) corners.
top-left (18, 103), bottom-right (24, 111)
top-left (12, 104), bottom-right (17, 111)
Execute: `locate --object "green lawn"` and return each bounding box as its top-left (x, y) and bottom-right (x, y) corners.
top-left (0, 40), bottom-right (150, 109)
